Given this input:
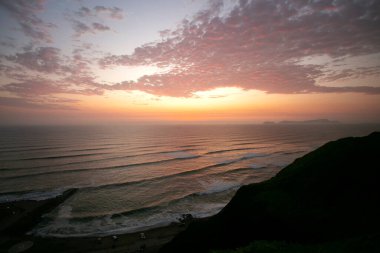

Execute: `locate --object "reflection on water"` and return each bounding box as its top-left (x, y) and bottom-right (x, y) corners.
top-left (0, 124), bottom-right (378, 236)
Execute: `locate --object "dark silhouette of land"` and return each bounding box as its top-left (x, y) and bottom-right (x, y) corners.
top-left (263, 119), bottom-right (340, 125)
top-left (161, 132), bottom-right (380, 253)
top-left (0, 189), bottom-right (77, 236)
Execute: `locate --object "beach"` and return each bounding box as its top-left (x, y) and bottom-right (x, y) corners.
top-left (0, 195), bottom-right (190, 253)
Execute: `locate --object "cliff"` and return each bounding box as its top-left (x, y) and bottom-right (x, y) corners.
top-left (160, 132), bottom-right (380, 253)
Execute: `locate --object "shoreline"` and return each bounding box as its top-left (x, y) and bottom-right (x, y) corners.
top-left (3, 223), bottom-right (190, 253)
top-left (0, 193), bottom-right (196, 253)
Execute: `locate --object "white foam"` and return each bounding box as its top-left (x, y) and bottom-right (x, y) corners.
top-left (250, 164), bottom-right (266, 169)
top-left (57, 205), bottom-right (73, 219)
top-left (0, 188), bottom-right (67, 203)
top-left (29, 187), bottom-right (234, 238)
top-left (200, 180), bottom-right (240, 195)
top-left (217, 153), bottom-right (268, 165)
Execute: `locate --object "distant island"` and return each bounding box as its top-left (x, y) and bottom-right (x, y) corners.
top-left (263, 119), bottom-right (340, 125)
top-left (161, 132), bottom-right (380, 253)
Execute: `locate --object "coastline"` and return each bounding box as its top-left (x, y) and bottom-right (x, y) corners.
top-left (0, 193), bottom-right (194, 253)
top-left (2, 131), bottom-right (379, 252)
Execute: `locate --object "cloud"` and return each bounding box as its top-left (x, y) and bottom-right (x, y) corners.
top-left (100, 0), bottom-right (380, 97)
top-left (74, 5), bottom-right (124, 20)
top-left (72, 20), bottom-right (92, 37)
top-left (75, 6), bottom-right (91, 17)
top-left (0, 0), bottom-right (54, 43)
top-left (0, 44), bottom-right (105, 99)
top-left (0, 96), bottom-right (77, 110)
top-left (0, 37), bottom-right (16, 48)
top-left (94, 6), bottom-right (124, 20)
top-left (92, 22), bottom-right (111, 31)
top-left (5, 47), bottom-right (69, 74)
top-left (72, 20), bottom-right (111, 36)
top-left (0, 77), bottom-right (104, 98)
top-left (1, 79), bottom-right (66, 96)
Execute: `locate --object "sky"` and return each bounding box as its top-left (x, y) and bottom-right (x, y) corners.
top-left (0, 0), bottom-right (380, 125)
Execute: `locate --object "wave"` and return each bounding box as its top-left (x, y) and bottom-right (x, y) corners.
top-left (1, 153), bottom-right (270, 192)
top-left (19, 152), bottom-right (110, 161)
top-left (38, 181), bottom-right (238, 222)
top-left (0, 143), bottom-right (122, 153)
top-left (218, 153), bottom-right (269, 163)
top-left (0, 146), bottom-right (66, 154)
top-left (213, 167), bottom-right (256, 176)
top-left (196, 181), bottom-right (241, 196)
top-left (0, 159), bottom-right (266, 204)
top-left (28, 178), bottom-right (239, 237)
top-left (0, 151), bottom-right (273, 206)
top-left (277, 150), bottom-right (306, 155)
top-left (79, 153), bottom-right (270, 190)
top-left (205, 147), bottom-right (259, 155)
top-left (1, 154), bottom-right (201, 180)
top-left (0, 148), bottom-right (198, 172)
top-left (177, 144), bottom-right (200, 148)
top-left (0, 188), bottom-right (69, 203)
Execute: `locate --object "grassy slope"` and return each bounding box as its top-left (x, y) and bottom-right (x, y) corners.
top-left (160, 132), bottom-right (380, 253)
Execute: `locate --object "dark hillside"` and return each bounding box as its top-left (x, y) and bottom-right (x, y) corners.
top-left (161, 132), bottom-right (380, 253)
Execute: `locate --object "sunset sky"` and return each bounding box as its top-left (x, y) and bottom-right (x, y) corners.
top-left (0, 0), bottom-right (379, 125)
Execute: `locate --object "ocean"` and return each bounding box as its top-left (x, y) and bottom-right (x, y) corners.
top-left (0, 124), bottom-right (378, 237)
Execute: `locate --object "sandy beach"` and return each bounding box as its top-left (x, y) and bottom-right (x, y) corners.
top-left (0, 190), bottom-right (189, 253)
top-left (2, 224), bottom-right (187, 253)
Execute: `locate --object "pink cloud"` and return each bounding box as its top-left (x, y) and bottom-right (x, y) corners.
top-left (1, 79), bottom-right (67, 96)
top-left (0, 96), bottom-right (78, 110)
top-left (1, 77), bottom-right (104, 98)
top-left (0, 44), bottom-right (105, 101)
top-left (1, 0), bottom-right (379, 108)
top-left (5, 47), bottom-right (70, 74)
top-left (100, 0), bottom-right (380, 97)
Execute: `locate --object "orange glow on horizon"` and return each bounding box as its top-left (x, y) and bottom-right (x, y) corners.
top-left (44, 88), bottom-right (380, 124)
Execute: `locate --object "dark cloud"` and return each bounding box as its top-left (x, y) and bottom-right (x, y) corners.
top-left (72, 20), bottom-right (111, 36)
top-left (69, 5), bottom-right (120, 37)
top-left (92, 22), bottom-right (111, 31)
top-left (72, 20), bottom-right (92, 37)
top-left (75, 6), bottom-right (91, 17)
top-left (100, 0), bottom-right (380, 97)
top-left (0, 0), bottom-right (54, 43)
top-left (94, 6), bottom-right (123, 20)
top-left (74, 5), bottom-right (124, 20)
top-left (0, 37), bottom-right (16, 48)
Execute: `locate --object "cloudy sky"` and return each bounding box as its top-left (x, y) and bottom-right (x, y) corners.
top-left (0, 0), bottom-right (380, 124)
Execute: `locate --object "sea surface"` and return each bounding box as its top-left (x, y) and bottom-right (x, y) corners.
top-left (0, 124), bottom-right (378, 237)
